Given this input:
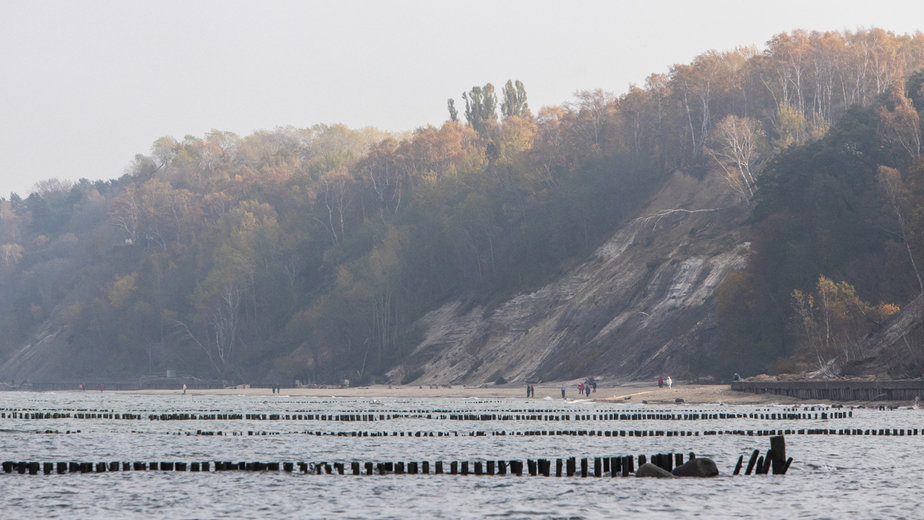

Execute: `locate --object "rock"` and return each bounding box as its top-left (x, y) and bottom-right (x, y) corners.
top-left (671, 458), bottom-right (719, 477)
top-left (675, 398), bottom-right (685, 403)
top-left (636, 463), bottom-right (675, 478)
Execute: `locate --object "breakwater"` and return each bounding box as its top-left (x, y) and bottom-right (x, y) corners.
top-left (730, 380), bottom-right (924, 401)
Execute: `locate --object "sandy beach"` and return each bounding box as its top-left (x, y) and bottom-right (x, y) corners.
top-left (117, 381), bottom-right (808, 406)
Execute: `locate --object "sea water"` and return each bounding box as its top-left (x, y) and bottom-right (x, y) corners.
top-left (0, 392), bottom-right (921, 518)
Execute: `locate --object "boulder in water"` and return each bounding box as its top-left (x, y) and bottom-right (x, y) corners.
top-left (636, 463), bottom-right (675, 478)
top-left (671, 458), bottom-right (719, 477)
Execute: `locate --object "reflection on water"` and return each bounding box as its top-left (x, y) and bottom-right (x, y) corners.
top-left (1, 392), bottom-right (922, 518)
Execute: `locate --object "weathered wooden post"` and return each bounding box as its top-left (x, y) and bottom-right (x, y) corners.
top-left (769, 436), bottom-right (787, 474)
top-left (744, 449), bottom-right (759, 475)
top-left (733, 455), bottom-right (744, 475)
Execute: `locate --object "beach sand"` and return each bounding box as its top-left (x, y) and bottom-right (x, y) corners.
top-left (119, 382), bottom-right (807, 406)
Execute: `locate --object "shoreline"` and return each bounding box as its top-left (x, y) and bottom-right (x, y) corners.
top-left (95, 382), bottom-right (821, 406)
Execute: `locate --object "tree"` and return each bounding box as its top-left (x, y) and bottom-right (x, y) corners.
top-left (463, 83), bottom-right (498, 133)
top-left (877, 165), bottom-right (924, 294)
top-left (500, 80), bottom-right (530, 119)
top-left (447, 98), bottom-right (459, 122)
top-left (567, 89), bottom-right (614, 151)
top-left (707, 115), bottom-right (766, 202)
top-left (791, 276), bottom-right (897, 372)
top-left (878, 80), bottom-right (922, 160)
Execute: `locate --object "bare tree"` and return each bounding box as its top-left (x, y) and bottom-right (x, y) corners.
top-left (707, 115), bottom-right (766, 203)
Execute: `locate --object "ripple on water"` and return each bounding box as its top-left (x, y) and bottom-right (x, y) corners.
top-left (2, 393), bottom-right (924, 518)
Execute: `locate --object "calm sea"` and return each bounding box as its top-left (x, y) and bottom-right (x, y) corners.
top-left (0, 391), bottom-right (921, 519)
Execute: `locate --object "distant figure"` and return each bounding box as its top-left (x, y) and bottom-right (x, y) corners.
top-left (530, 384), bottom-right (535, 398)
top-left (658, 377), bottom-right (664, 388)
top-left (666, 376), bottom-right (672, 389)
top-left (592, 380), bottom-right (596, 393)
top-left (182, 384), bottom-right (187, 394)
top-left (79, 383), bottom-right (84, 391)
top-left (733, 372), bottom-right (741, 382)
top-left (526, 384), bottom-right (531, 398)
top-left (585, 385), bottom-right (591, 397)
top-left (98, 383), bottom-right (104, 392)
top-left (578, 383), bottom-right (584, 395)
top-left (561, 384), bottom-right (566, 399)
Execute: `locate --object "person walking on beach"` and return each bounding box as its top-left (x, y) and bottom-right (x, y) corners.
top-left (561, 384), bottom-right (566, 399)
top-left (658, 377), bottom-right (664, 388)
top-left (666, 376), bottom-right (672, 389)
top-left (526, 383), bottom-right (531, 398)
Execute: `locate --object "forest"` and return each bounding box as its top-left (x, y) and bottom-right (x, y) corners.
top-left (2, 28), bottom-right (924, 384)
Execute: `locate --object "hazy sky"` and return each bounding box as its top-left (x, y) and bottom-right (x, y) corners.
top-left (1, 0), bottom-right (922, 197)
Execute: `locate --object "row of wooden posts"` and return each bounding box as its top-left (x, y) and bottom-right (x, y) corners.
top-left (0, 410), bottom-right (853, 422)
top-left (2, 452), bottom-right (790, 478)
top-left (32, 427), bottom-right (919, 438)
top-left (1, 433), bottom-right (793, 478)
top-left (0, 453), bottom-right (689, 477)
top-left (186, 427), bottom-right (922, 437)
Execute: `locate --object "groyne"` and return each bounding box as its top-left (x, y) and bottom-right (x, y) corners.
top-left (731, 380), bottom-right (924, 401)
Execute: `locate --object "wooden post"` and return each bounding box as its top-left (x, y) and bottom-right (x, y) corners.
top-left (733, 455), bottom-right (744, 476)
top-left (770, 436), bottom-right (787, 474)
top-left (744, 449), bottom-right (759, 475)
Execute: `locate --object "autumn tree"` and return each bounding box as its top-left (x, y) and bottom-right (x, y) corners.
top-left (707, 115), bottom-right (767, 202)
top-left (878, 80), bottom-right (922, 160)
top-left (791, 276), bottom-right (898, 372)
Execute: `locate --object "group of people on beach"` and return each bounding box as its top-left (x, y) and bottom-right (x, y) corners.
top-left (657, 376), bottom-right (672, 389)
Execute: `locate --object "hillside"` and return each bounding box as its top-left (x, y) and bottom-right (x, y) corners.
top-left (2, 29), bottom-right (924, 386)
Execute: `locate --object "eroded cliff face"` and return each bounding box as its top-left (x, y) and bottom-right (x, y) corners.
top-left (390, 169), bottom-right (750, 385)
top-left (835, 294), bottom-right (924, 379)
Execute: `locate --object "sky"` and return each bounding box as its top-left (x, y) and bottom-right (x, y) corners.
top-left (1, 0), bottom-right (922, 197)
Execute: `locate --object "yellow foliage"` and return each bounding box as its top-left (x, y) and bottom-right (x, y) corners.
top-left (108, 273), bottom-right (137, 309)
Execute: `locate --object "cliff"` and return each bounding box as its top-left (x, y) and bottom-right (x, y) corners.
top-left (389, 169), bottom-right (751, 385)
